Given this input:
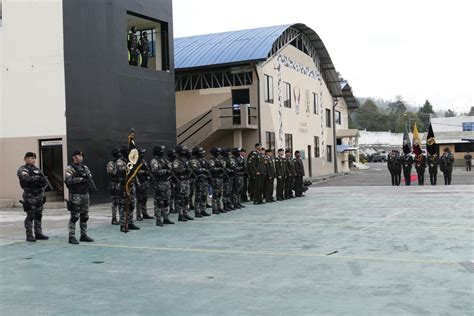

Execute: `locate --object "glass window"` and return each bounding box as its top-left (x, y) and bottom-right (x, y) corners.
top-left (264, 75), bottom-right (274, 103)
top-left (462, 122), bottom-right (474, 131)
top-left (313, 92), bottom-right (318, 114)
top-left (265, 132), bottom-right (276, 155)
top-left (335, 110), bottom-right (341, 125)
top-left (285, 133), bottom-right (293, 154)
top-left (284, 82), bottom-right (291, 108)
top-left (327, 145), bottom-right (332, 162)
top-left (326, 109), bottom-right (331, 127)
top-left (314, 136), bottom-right (320, 158)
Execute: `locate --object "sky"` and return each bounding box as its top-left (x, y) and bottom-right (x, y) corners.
top-left (173, 0), bottom-right (473, 113)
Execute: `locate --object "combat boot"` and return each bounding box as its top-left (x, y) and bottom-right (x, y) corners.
top-left (80, 235), bottom-right (94, 242)
top-left (35, 233), bottom-right (49, 240)
top-left (178, 214), bottom-right (187, 222)
top-left (201, 209), bottom-right (211, 216)
top-left (111, 217), bottom-right (119, 225)
top-left (136, 214), bottom-right (143, 221)
top-left (195, 210), bottom-right (203, 218)
top-left (212, 209), bottom-right (220, 215)
top-left (163, 216), bottom-right (175, 225)
top-left (143, 212), bottom-right (154, 220)
top-left (238, 203), bottom-right (246, 208)
top-left (156, 218), bottom-right (163, 227)
top-left (128, 223), bottom-right (140, 230)
top-left (26, 232), bottom-right (36, 242)
top-left (184, 214), bottom-right (194, 220)
top-left (69, 236), bottom-right (79, 244)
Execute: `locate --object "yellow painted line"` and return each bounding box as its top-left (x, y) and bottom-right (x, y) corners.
top-left (191, 220), bottom-right (474, 231)
top-left (75, 242), bottom-right (457, 265)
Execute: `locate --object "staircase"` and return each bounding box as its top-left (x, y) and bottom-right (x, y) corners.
top-left (177, 104), bottom-right (258, 148)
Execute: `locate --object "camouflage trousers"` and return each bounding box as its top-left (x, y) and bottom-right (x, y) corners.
top-left (175, 179), bottom-right (190, 215)
top-left (136, 181), bottom-right (150, 218)
top-left (223, 178), bottom-right (233, 207)
top-left (189, 178), bottom-right (196, 209)
top-left (68, 193), bottom-right (89, 237)
top-left (233, 176), bottom-right (244, 206)
top-left (22, 192), bottom-right (45, 235)
top-left (211, 178), bottom-right (223, 212)
top-left (118, 192), bottom-right (136, 226)
top-left (194, 179), bottom-right (208, 214)
top-left (153, 180), bottom-right (171, 220)
top-left (109, 184), bottom-right (120, 220)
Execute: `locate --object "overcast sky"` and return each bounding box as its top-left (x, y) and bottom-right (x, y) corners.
top-left (173, 0), bottom-right (473, 113)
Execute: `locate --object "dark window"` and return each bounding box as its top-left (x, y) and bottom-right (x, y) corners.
top-left (335, 110), bottom-right (341, 125)
top-left (264, 75), bottom-right (274, 103)
top-left (462, 122), bottom-right (474, 131)
top-left (455, 143), bottom-right (474, 152)
top-left (327, 145), bottom-right (332, 162)
top-left (285, 133), bottom-right (293, 153)
top-left (284, 82), bottom-right (291, 108)
top-left (326, 109), bottom-right (331, 127)
top-left (313, 92), bottom-right (318, 114)
top-left (265, 132), bottom-right (276, 155)
top-left (336, 138), bottom-right (342, 145)
top-left (314, 136), bottom-right (320, 158)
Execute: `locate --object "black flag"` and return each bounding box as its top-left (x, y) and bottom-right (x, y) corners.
top-left (426, 123), bottom-right (437, 155)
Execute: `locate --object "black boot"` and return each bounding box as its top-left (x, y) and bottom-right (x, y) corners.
top-left (69, 236), bottom-right (79, 244)
top-left (143, 212), bottom-right (154, 219)
top-left (111, 217), bottom-right (119, 225)
top-left (26, 232), bottom-right (36, 242)
top-left (163, 217), bottom-right (175, 224)
top-left (238, 203), bottom-right (246, 208)
top-left (201, 210), bottom-right (211, 216)
top-left (128, 223), bottom-right (140, 230)
top-left (136, 214), bottom-right (143, 221)
top-left (35, 233), bottom-right (49, 240)
top-left (195, 211), bottom-right (203, 218)
top-left (156, 218), bottom-right (163, 227)
top-left (178, 214), bottom-right (187, 222)
top-left (212, 209), bottom-right (220, 215)
top-left (120, 225), bottom-right (127, 232)
top-left (184, 214), bottom-right (194, 220)
top-left (80, 235), bottom-right (94, 242)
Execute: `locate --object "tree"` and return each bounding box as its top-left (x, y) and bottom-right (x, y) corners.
top-left (353, 99), bottom-right (390, 131)
top-left (417, 100), bottom-right (435, 131)
top-left (444, 109), bottom-right (456, 117)
top-left (467, 106), bottom-right (474, 116)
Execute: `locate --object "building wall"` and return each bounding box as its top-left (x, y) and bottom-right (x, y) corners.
top-left (62, 0), bottom-right (175, 201)
top-left (0, 0), bottom-right (68, 203)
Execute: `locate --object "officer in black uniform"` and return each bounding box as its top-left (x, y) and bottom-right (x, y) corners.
top-left (440, 147), bottom-right (454, 185)
top-left (64, 151), bottom-right (95, 244)
top-left (400, 151), bottom-right (413, 186)
top-left (128, 26), bottom-right (139, 66)
top-left (139, 31), bottom-right (149, 68)
top-left (17, 152), bottom-right (50, 242)
top-left (275, 148), bottom-right (287, 200)
top-left (294, 150), bottom-right (305, 197)
top-left (415, 153), bottom-right (427, 185)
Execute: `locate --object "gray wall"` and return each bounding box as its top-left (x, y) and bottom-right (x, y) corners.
top-left (62, 0), bottom-right (175, 201)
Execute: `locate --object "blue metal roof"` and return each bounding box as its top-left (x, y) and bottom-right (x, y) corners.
top-left (174, 25), bottom-right (291, 70)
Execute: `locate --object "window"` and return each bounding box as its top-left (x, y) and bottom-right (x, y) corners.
top-left (127, 11), bottom-right (170, 71)
top-left (335, 110), bottom-right (341, 125)
top-left (264, 75), bottom-right (274, 103)
top-left (326, 109), bottom-right (331, 127)
top-left (327, 145), bottom-right (332, 162)
top-left (336, 138), bottom-right (342, 145)
top-left (462, 122), bottom-right (474, 131)
top-left (455, 143), bottom-right (474, 152)
top-left (265, 132), bottom-right (276, 155)
top-left (313, 92), bottom-right (318, 114)
top-left (285, 134), bottom-right (293, 154)
top-left (284, 82), bottom-right (291, 108)
top-left (314, 136), bottom-right (320, 158)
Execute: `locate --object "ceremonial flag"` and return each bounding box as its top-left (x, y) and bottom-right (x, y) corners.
top-left (402, 127), bottom-right (411, 154)
top-left (412, 122), bottom-right (422, 156)
top-left (426, 123), bottom-right (437, 155)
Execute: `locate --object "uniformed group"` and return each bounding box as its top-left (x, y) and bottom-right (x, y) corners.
top-left (17, 143), bottom-right (308, 243)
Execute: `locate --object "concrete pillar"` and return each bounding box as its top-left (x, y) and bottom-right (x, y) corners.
top-left (233, 130), bottom-right (243, 147)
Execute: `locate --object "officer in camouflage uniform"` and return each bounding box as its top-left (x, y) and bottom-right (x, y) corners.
top-left (239, 149), bottom-right (249, 203)
top-left (167, 150), bottom-right (178, 214)
top-left (284, 149), bottom-right (296, 199)
top-left (150, 145), bottom-right (175, 226)
top-left (64, 151), bottom-right (95, 244)
top-left (136, 148), bottom-right (153, 221)
top-left (275, 148), bottom-right (287, 200)
top-left (209, 147), bottom-right (225, 214)
top-left (190, 147), bottom-right (212, 218)
top-left (232, 148), bottom-right (246, 209)
top-left (221, 148), bottom-right (237, 211)
top-left (17, 152), bottom-right (49, 242)
top-left (116, 149), bottom-right (140, 232)
top-left (106, 148), bottom-right (122, 225)
top-left (186, 148), bottom-right (196, 212)
top-left (248, 143), bottom-right (266, 204)
top-left (263, 149), bottom-right (276, 202)
top-left (173, 145), bottom-right (194, 222)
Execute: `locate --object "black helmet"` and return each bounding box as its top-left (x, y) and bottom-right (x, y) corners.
top-left (210, 147), bottom-right (221, 158)
top-left (138, 148), bottom-right (146, 156)
top-left (112, 147), bottom-right (121, 159)
top-left (167, 149), bottom-right (177, 161)
top-left (153, 145), bottom-right (166, 157)
top-left (231, 147), bottom-right (240, 157)
top-left (120, 146), bottom-right (128, 158)
top-left (221, 147), bottom-right (231, 157)
top-left (192, 147), bottom-right (206, 158)
top-left (175, 145), bottom-right (188, 157)
top-left (185, 148), bottom-right (192, 159)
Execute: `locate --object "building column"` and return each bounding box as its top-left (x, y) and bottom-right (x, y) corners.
top-left (233, 130), bottom-right (243, 148)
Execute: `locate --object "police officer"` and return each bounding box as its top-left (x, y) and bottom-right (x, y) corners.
top-left (128, 26), bottom-right (139, 66)
top-left (248, 143), bottom-right (266, 205)
top-left (294, 150), bottom-right (305, 197)
top-left (117, 148), bottom-right (140, 232)
top-left (239, 148), bottom-right (249, 203)
top-left (232, 148), bottom-right (246, 209)
top-left (17, 152), bottom-right (49, 242)
top-left (387, 150), bottom-right (397, 186)
top-left (139, 31), bottom-right (149, 68)
top-left (284, 150), bottom-right (296, 199)
top-left (221, 148), bottom-right (236, 211)
top-left (415, 153), bottom-right (427, 185)
top-left (400, 150), bottom-right (414, 186)
top-left (440, 147), bottom-right (454, 185)
top-left (64, 151), bottom-right (95, 244)
top-left (427, 153), bottom-right (439, 185)
top-left (136, 148), bottom-right (153, 221)
top-left (173, 145), bottom-right (194, 222)
top-left (208, 147), bottom-right (225, 214)
top-left (464, 152), bottom-right (472, 172)
top-left (186, 148), bottom-right (196, 212)
top-left (106, 148), bottom-right (121, 225)
top-left (167, 150), bottom-right (178, 214)
top-left (150, 145), bottom-right (175, 226)
top-left (263, 149), bottom-right (276, 202)
top-left (190, 147), bottom-right (212, 218)
top-left (387, 150), bottom-right (402, 186)
top-left (275, 148), bottom-right (287, 200)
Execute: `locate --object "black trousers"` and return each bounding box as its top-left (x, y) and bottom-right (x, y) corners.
top-left (248, 177), bottom-right (255, 201)
top-left (294, 176), bottom-right (304, 196)
top-left (416, 167), bottom-right (425, 185)
top-left (466, 162), bottom-right (472, 172)
top-left (403, 166), bottom-right (412, 186)
top-left (285, 176), bottom-right (295, 198)
top-left (276, 177), bottom-right (285, 199)
top-left (253, 176), bottom-right (264, 203)
top-left (443, 169), bottom-right (452, 185)
top-left (429, 167), bottom-right (437, 185)
top-left (241, 175), bottom-right (248, 201)
top-left (141, 53), bottom-right (148, 68)
top-left (264, 177), bottom-right (274, 201)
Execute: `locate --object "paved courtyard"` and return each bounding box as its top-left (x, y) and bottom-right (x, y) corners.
top-left (1, 166), bottom-right (473, 315)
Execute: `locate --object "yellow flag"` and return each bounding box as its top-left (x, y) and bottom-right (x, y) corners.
top-left (412, 122), bottom-right (422, 155)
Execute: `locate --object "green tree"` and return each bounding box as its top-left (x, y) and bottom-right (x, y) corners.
top-left (444, 109), bottom-right (456, 117)
top-left (353, 99), bottom-right (390, 131)
top-left (417, 100), bottom-right (435, 131)
top-left (467, 106), bottom-right (474, 116)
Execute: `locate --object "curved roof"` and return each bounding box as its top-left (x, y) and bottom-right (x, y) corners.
top-left (174, 23), bottom-right (344, 97)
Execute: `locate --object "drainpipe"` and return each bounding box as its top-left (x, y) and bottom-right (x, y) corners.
top-left (332, 97), bottom-right (339, 174)
top-left (254, 64), bottom-right (262, 144)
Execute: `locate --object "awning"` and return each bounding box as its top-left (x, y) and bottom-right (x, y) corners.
top-left (337, 145), bottom-right (358, 153)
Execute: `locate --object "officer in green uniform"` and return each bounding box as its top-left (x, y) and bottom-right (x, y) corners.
top-left (274, 148), bottom-right (287, 201)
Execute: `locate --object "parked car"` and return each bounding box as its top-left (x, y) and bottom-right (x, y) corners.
top-left (370, 153), bottom-right (386, 163)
